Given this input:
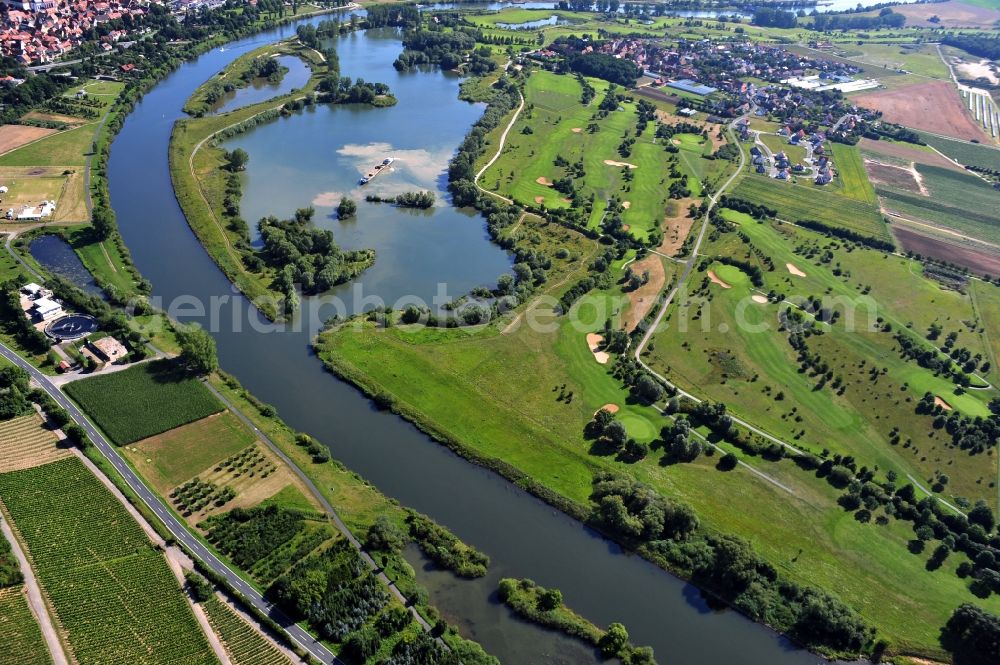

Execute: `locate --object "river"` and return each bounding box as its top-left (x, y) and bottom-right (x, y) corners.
top-left (106, 10), bottom-right (828, 665)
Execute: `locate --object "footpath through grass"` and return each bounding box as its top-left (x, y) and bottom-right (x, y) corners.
top-left (64, 360), bottom-right (223, 445)
top-left (0, 457), bottom-right (217, 665)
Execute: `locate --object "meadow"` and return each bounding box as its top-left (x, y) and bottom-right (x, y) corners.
top-left (123, 412), bottom-right (257, 492)
top-left (0, 587), bottom-right (51, 665)
top-left (317, 280), bottom-right (1000, 657)
top-left (732, 172), bottom-right (889, 240)
top-left (0, 458), bottom-right (216, 665)
top-left (65, 360), bottom-right (223, 445)
top-left (828, 143), bottom-right (878, 204)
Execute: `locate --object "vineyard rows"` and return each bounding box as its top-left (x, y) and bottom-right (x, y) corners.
top-left (202, 596), bottom-right (292, 665)
top-left (0, 587), bottom-right (52, 665)
top-left (0, 459), bottom-right (218, 665)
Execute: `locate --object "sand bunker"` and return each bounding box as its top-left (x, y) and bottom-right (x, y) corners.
top-left (751, 294), bottom-right (768, 304)
top-left (707, 270), bottom-right (731, 289)
top-left (571, 127), bottom-right (583, 133)
top-left (586, 333), bottom-right (610, 364)
top-left (604, 160), bottom-right (638, 169)
top-left (595, 404), bottom-right (620, 415)
top-left (622, 201), bottom-right (631, 209)
top-left (536, 176), bottom-right (553, 186)
top-left (934, 396), bottom-right (953, 411)
top-left (534, 196), bottom-right (545, 204)
top-left (621, 224), bottom-right (631, 231)
top-left (786, 263), bottom-right (807, 277)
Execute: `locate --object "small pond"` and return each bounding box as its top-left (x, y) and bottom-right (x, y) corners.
top-left (29, 235), bottom-right (103, 296)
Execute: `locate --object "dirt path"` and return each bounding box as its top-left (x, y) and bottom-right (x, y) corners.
top-left (625, 253), bottom-right (666, 332)
top-left (473, 84), bottom-right (524, 205)
top-left (0, 514), bottom-right (70, 665)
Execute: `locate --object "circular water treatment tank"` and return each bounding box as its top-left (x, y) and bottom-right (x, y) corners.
top-left (44, 314), bottom-right (98, 341)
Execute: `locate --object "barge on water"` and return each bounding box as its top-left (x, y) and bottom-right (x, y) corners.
top-left (358, 157), bottom-right (395, 185)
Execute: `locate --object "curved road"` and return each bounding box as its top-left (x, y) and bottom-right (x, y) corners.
top-left (0, 341), bottom-right (344, 665)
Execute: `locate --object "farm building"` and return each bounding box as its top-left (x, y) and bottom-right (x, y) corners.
top-left (7, 201), bottom-right (56, 221)
top-left (22, 283), bottom-right (43, 298)
top-left (90, 336), bottom-right (127, 363)
top-left (667, 79), bottom-right (717, 96)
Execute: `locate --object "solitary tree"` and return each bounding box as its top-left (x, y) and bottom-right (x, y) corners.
top-left (538, 587), bottom-right (562, 611)
top-left (92, 206), bottom-right (115, 240)
top-left (599, 623), bottom-right (629, 657)
top-left (226, 148), bottom-right (250, 172)
top-left (337, 196), bottom-right (357, 220)
top-left (176, 324), bottom-right (218, 375)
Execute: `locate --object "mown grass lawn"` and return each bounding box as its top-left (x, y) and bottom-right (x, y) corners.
top-left (651, 209), bottom-right (995, 500)
top-left (480, 69), bottom-right (685, 241)
top-left (65, 359), bottom-right (223, 445)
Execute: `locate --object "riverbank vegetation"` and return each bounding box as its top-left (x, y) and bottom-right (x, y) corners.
top-left (258, 206), bottom-right (374, 311)
top-left (184, 43), bottom-right (294, 116)
top-left (498, 578), bottom-right (656, 664)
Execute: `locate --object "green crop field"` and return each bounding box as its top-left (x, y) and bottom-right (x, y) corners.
top-left (876, 164), bottom-right (999, 241)
top-left (733, 173), bottom-right (889, 240)
top-left (0, 124), bottom-right (95, 168)
top-left (0, 588), bottom-right (51, 665)
top-left (0, 458), bottom-right (217, 665)
top-left (65, 360), bottom-right (223, 445)
top-left (202, 597), bottom-right (291, 665)
top-left (915, 130), bottom-right (1000, 170)
top-left (828, 143), bottom-right (877, 204)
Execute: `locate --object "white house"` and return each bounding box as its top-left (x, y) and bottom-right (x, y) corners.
top-left (32, 297), bottom-right (62, 321)
top-left (22, 283), bottom-right (43, 298)
top-left (0, 186), bottom-right (8, 194)
top-left (15, 201), bottom-right (56, 221)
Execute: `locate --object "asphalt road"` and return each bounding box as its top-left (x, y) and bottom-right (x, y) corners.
top-left (0, 341), bottom-right (342, 665)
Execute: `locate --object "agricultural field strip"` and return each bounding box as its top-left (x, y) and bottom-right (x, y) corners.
top-left (0, 515), bottom-right (64, 665)
top-left (0, 458), bottom-right (217, 665)
top-left (0, 341), bottom-right (343, 665)
top-left (0, 587), bottom-right (52, 665)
